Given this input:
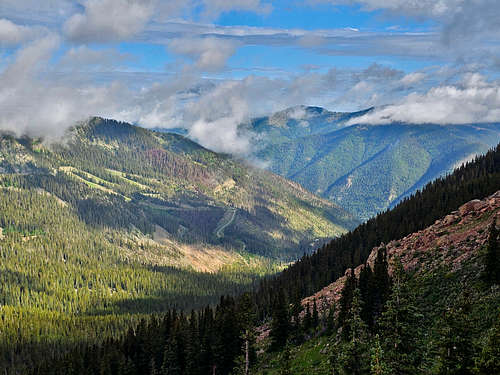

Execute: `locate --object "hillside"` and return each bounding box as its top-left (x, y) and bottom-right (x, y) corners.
top-left (247, 106), bottom-right (500, 220)
top-left (1, 118), bottom-right (356, 259)
top-left (256, 191), bottom-right (500, 374)
top-left (33, 145), bottom-right (500, 375)
top-left (0, 118), bottom-right (357, 373)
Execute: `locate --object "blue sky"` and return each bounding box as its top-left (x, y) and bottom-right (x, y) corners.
top-left (0, 0), bottom-right (499, 153)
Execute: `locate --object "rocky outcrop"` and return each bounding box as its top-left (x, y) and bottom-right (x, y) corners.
top-left (301, 190), bottom-right (500, 315)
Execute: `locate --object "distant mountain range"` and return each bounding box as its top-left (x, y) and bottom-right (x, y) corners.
top-left (244, 106), bottom-right (500, 220)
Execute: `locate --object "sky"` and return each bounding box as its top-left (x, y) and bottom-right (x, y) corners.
top-left (1, 0), bottom-right (500, 153)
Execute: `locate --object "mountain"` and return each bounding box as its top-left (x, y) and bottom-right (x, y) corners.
top-left (247, 106), bottom-right (500, 220)
top-left (256, 191), bottom-right (500, 374)
top-left (0, 118), bottom-right (359, 373)
top-left (247, 106), bottom-right (372, 143)
top-left (1, 117), bottom-right (356, 260)
top-left (34, 140), bottom-right (500, 375)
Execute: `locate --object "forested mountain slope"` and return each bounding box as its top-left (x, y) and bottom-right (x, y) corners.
top-left (256, 191), bottom-right (500, 374)
top-left (33, 148), bottom-right (500, 375)
top-left (254, 142), bottom-right (500, 319)
top-left (247, 106), bottom-right (500, 220)
top-left (0, 118), bottom-right (357, 373)
top-left (1, 118), bottom-right (356, 259)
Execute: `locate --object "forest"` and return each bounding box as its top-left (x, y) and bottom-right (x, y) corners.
top-left (22, 140), bottom-right (500, 374)
top-left (0, 119), bottom-right (358, 373)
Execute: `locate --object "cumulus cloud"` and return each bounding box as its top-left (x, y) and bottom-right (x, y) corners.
top-left (349, 73), bottom-right (500, 125)
top-left (0, 18), bottom-right (45, 46)
top-left (400, 72), bottom-right (426, 86)
top-left (64, 0), bottom-right (155, 43)
top-left (0, 35), bottom-right (130, 139)
top-left (168, 37), bottom-right (241, 71)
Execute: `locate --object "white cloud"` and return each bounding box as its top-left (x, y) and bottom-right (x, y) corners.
top-left (0, 18), bottom-right (44, 46)
top-left (167, 37), bottom-right (240, 71)
top-left (400, 72), bottom-right (426, 86)
top-left (349, 73), bottom-right (500, 125)
top-left (64, 0), bottom-right (155, 43)
top-left (0, 35), bottom-right (130, 139)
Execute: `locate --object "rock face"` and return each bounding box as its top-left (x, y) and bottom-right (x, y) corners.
top-left (257, 190), bottom-right (500, 341)
top-left (300, 190), bottom-right (500, 316)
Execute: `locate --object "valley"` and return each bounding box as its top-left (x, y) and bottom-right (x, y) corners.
top-left (0, 118), bottom-right (358, 372)
top-left (244, 106), bottom-right (500, 220)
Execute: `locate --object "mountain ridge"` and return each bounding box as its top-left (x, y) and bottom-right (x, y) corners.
top-left (247, 107), bottom-right (500, 220)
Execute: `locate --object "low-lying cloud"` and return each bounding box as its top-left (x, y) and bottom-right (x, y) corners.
top-left (349, 73), bottom-right (500, 125)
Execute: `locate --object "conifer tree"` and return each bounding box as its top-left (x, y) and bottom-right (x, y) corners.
top-left (435, 292), bottom-right (475, 375)
top-left (378, 258), bottom-right (424, 374)
top-left (358, 264), bottom-right (374, 328)
top-left (280, 343), bottom-right (292, 375)
top-left (373, 248), bottom-right (391, 322)
top-left (161, 337), bottom-right (181, 375)
top-left (312, 299), bottom-right (319, 329)
top-left (331, 288), bottom-right (370, 375)
top-left (483, 221), bottom-right (500, 285)
top-left (370, 334), bottom-right (389, 375)
top-left (338, 269), bottom-right (356, 339)
top-left (474, 310), bottom-right (500, 375)
top-left (269, 290), bottom-right (290, 351)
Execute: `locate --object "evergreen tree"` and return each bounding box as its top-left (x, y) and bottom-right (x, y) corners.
top-left (331, 288), bottom-right (370, 375)
top-left (483, 221), bottom-right (500, 285)
top-left (370, 334), bottom-right (389, 375)
top-left (358, 264), bottom-right (375, 328)
top-left (435, 292), bottom-right (475, 375)
top-left (280, 343), bottom-right (292, 375)
top-left (372, 248), bottom-right (391, 323)
top-left (338, 269), bottom-right (357, 340)
top-left (269, 290), bottom-right (290, 351)
top-left (161, 337), bottom-right (181, 375)
top-left (325, 303), bottom-right (336, 336)
top-left (312, 299), bottom-right (319, 330)
top-left (378, 258), bottom-right (424, 374)
top-left (237, 293), bottom-right (257, 375)
top-left (474, 310), bottom-right (500, 375)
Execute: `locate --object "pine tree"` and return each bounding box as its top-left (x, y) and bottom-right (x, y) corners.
top-left (269, 290), bottom-right (290, 351)
top-left (312, 299), bottom-right (319, 330)
top-left (161, 337), bottom-right (181, 375)
top-left (373, 248), bottom-right (391, 322)
top-left (358, 264), bottom-right (374, 328)
top-left (378, 258), bottom-right (424, 374)
top-left (474, 310), bottom-right (500, 375)
top-left (370, 334), bottom-right (389, 375)
top-left (338, 269), bottom-right (356, 339)
top-left (325, 303), bottom-right (336, 336)
top-left (435, 292), bottom-right (475, 375)
top-left (280, 343), bottom-right (292, 375)
top-left (237, 293), bottom-right (257, 375)
top-left (483, 221), bottom-right (500, 285)
top-left (331, 288), bottom-right (370, 375)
